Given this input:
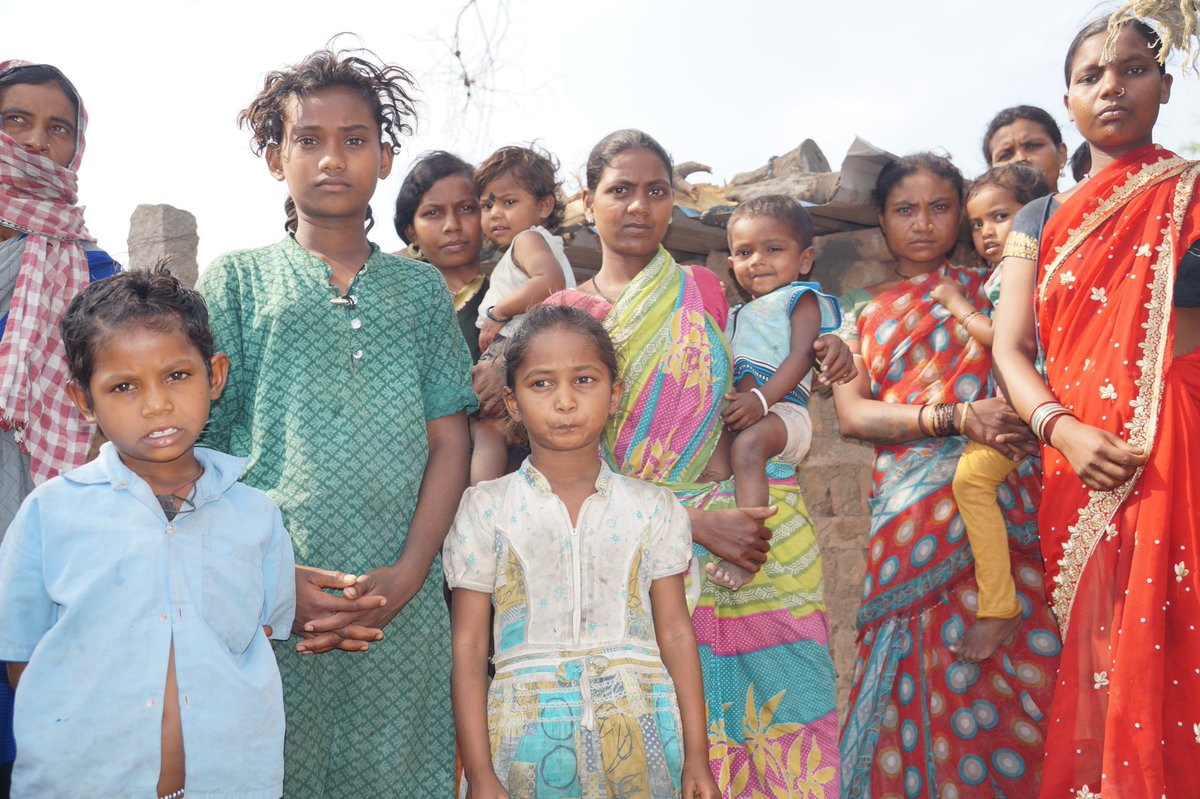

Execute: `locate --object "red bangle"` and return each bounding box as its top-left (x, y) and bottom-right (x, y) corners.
top-left (1026, 400), bottom-right (1056, 426)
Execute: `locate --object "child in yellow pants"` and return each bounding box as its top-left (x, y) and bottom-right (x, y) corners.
top-left (930, 163), bottom-right (1051, 661)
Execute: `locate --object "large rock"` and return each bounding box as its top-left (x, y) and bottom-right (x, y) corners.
top-left (127, 204), bottom-right (199, 287)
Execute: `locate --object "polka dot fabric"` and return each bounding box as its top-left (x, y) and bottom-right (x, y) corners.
top-left (839, 268), bottom-right (1059, 798)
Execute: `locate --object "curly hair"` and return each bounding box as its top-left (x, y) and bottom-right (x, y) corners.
top-left (475, 144), bottom-right (566, 231)
top-left (61, 260), bottom-right (214, 402)
top-left (238, 46), bottom-right (419, 234)
top-left (966, 163), bottom-right (1050, 207)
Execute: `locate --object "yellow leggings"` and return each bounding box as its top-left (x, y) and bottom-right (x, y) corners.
top-left (952, 440), bottom-right (1021, 619)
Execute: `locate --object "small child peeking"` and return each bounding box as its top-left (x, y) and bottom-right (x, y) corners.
top-left (0, 266), bottom-right (295, 798)
top-left (469, 145), bottom-right (576, 484)
top-left (445, 305), bottom-right (718, 799)
top-left (705, 196), bottom-right (841, 590)
top-left (929, 162), bottom-right (1050, 662)
top-left (474, 144), bottom-right (575, 353)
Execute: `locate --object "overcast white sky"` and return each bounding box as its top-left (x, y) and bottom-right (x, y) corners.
top-left (4, 0), bottom-right (1198, 267)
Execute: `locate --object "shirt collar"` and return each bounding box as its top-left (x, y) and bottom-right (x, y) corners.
top-left (65, 442), bottom-right (250, 502)
top-left (517, 458), bottom-right (614, 498)
top-left (280, 234), bottom-right (382, 283)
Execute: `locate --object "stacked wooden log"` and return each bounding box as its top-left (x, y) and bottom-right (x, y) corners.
top-left (557, 137), bottom-right (898, 276)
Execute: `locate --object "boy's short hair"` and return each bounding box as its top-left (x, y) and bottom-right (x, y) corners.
top-left (728, 195), bottom-right (815, 250)
top-left (61, 263), bottom-right (215, 400)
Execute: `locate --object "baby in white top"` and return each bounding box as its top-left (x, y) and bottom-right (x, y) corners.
top-left (474, 144), bottom-right (575, 353)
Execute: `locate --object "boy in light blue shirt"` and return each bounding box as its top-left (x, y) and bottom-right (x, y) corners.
top-left (0, 265), bottom-right (295, 799)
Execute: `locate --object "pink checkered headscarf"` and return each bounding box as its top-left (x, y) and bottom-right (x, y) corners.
top-left (0, 59), bottom-right (96, 483)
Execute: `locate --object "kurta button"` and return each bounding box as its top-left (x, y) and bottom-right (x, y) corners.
top-left (166, 524), bottom-right (174, 534)
top-left (351, 318), bottom-right (362, 329)
top-left (117, 481), bottom-right (126, 489)
top-left (159, 613), bottom-right (169, 622)
top-left (353, 349), bottom-right (363, 360)
top-left (147, 698), bottom-right (157, 707)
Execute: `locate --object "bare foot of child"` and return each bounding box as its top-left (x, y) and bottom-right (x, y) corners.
top-left (952, 615), bottom-right (1022, 663)
top-left (705, 559), bottom-right (753, 590)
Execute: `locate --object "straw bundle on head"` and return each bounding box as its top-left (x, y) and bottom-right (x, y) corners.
top-left (1104, 0), bottom-right (1200, 72)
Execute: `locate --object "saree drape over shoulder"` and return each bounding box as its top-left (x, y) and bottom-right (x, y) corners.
top-left (1034, 145), bottom-right (1200, 799)
top-left (839, 266), bottom-right (1060, 799)
top-left (549, 246), bottom-right (839, 799)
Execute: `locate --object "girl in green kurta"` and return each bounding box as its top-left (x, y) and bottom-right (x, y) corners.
top-left (197, 49), bottom-right (476, 797)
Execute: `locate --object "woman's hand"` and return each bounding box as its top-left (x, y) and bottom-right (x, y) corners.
top-left (296, 562), bottom-right (426, 653)
top-left (471, 353), bottom-right (508, 420)
top-left (962, 398), bottom-right (1039, 460)
top-left (1049, 416), bottom-right (1148, 491)
top-left (721, 390), bottom-right (766, 431)
top-left (813, 333), bottom-right (857, 385)
top-left (682, 759), bottom-right (720, 798)
top-left (291, 566), bottom-right (387, 654)
top-left (687, 506), bottom-right (775, 572)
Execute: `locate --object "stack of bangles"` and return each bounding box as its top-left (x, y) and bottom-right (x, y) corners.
top-left (958, 309), bottom-right (983, 328)
top-left (1029, 400), bottom-right (1074, 444)
top-left (917, 401), bottom-right (961, 437)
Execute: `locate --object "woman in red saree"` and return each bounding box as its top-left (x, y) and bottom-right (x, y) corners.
top-left (993, 16), bottom-right (1200, 799)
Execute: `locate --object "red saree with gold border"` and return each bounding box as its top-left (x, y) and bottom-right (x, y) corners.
top-left (1035, 145), bottom-right (1200, 799)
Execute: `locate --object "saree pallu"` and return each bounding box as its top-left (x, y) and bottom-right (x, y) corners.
top-left (840, 267), bottom-right (1060, 799)
top-left (1035, 145), bottom-right (1200, 799)
top-left (550, 247), bottom-right (840, 798)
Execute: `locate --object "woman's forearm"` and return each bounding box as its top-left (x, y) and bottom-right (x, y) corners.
top-left (833, 385), bottom-right (926, 445)
top-left (991, 256), bottom-right (1055, 420)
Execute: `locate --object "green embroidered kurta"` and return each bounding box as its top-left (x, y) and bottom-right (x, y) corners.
top-left (198, 235), bottom-right (476, 797)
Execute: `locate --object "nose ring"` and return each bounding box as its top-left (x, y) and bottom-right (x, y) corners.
top-left (1116, 87), bottom-right (1126, 97)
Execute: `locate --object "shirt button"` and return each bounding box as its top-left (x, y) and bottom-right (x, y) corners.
top-left (166, 524), bottom-right (174, 534)
top-left (159, 613), bottom-right (169, 623)
top-left (117, 481), bottom-right (127, 489)
top-left (147, 698), bottom-right (157, 707)
top-left (353, 349), bottom-right (363, 360)
top-left (351, 318), bottom-right (362, 329)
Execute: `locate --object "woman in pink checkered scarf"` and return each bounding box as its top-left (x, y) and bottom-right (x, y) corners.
top-left (0, 62), bottom-right (120, 536)
top-left (0, 60), bottom-right (121, 797)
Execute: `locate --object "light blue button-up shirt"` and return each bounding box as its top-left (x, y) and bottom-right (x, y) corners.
top-left (0, 443), bottom-right (295, 798)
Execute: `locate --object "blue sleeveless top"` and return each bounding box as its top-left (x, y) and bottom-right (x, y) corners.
top-left (726, 281), bottom-right (841, 407)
